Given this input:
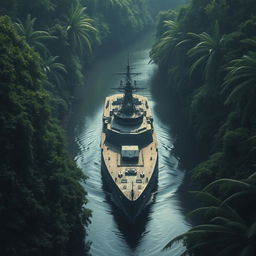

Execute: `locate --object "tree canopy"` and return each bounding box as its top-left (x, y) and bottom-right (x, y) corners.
top-left (151, 0), bottom-right (256, 254)
top-left (0, 15), bottom-right (90, 256)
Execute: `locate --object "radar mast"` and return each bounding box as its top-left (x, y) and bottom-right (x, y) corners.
top-left (117, 56), bottom-right (141, 116)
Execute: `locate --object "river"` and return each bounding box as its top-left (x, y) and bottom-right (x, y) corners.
top-left (67, 31), bottom-right (190, 256)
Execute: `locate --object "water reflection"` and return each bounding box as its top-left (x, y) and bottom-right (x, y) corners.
top-left (108, 195), bottom-right (152, 249)
top-left (67, 31), bottom-right (190, 256)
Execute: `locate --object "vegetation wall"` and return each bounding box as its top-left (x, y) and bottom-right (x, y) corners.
top-left (0, 0), bottom-right (157, 255)
top-left (151, 0), bottom-right (256, 254)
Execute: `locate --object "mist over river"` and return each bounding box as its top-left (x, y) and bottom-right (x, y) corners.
top-left (67, 31), bottom-right (190, 256)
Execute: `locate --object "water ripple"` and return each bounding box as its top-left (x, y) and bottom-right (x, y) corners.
top-left (71, 32), bottom-right (190, 256)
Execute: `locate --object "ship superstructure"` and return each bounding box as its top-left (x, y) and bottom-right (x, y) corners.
top-left (101, 61), bottom-right (158, 220)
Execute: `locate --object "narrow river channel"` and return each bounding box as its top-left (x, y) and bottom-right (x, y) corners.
top-left (67, 31), bottom-right (190, 256)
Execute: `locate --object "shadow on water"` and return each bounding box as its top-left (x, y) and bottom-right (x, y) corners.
top-left (150, 68), bottom-right (203, 171)
top-left (112, 204), bottom-right (153, 250)
top-left (150, 67), bottom-right (201, 214)
top-left (101, 176), bottom-right (159, 250)
top-left (103, 189), bottom-right (153, 249)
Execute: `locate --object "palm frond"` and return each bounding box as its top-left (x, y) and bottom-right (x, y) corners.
top-left (222, 52), bottom-right (256, 105)
top-left (203, 178), bottom-right (250, 191)
top-left (189, 55), bottom-right (208, 77)
top-left (15, 14), bottom-right (55, 54)
top-left (64, 3), bottom-right (98, 54)
top-left (185, 29), bottom-right (224, 84)
top-left (221, 190), bottom-right (256, 206)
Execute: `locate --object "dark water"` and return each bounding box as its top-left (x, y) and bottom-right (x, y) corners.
top-left (67, 32), bottom-right (190, 256)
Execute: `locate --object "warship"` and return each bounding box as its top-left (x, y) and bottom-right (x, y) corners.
top-left (100, 60), bottom-right (158, 221)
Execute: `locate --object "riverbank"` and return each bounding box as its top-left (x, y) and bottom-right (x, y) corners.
top-left (149, 2), bottom-right (256, 254)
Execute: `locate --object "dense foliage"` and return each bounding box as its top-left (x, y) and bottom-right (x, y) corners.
top-left (0, 0), bottom-right (155, 119)
top-left (151, 0), bottom-right (256, 254)
top-left (0, 16), bottom-right (90, 256)
top-left (0, 1), bottom-right (160, 255)
top-left (166, 173), bottom-right (256, 255)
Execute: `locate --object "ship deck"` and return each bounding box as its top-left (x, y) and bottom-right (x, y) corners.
top-left (101, 133), bottom-right (158, 201)
top-left (101, 93), bottom-right (158, 202)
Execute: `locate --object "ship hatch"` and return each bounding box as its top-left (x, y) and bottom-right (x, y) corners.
top-left (125, 168), bottom-right (137, 176)
top-left (121, 145), bottom-right (139, 162)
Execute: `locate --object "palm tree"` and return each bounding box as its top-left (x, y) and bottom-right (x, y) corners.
top-left (165, 173), bottom-right (256, 256)
top-left (150, 19), bottom-right (184, 65)
top-left (64, 3), bottom-right (98, 54)
top-left (204, 172), bottom-right (256, 207)
top-left (42, 55), bottom-right (67, 91)
top-left (15, 14), bottom-right (56, 53)
top-left (166, 214), bottom-right (255, 256)
top-left (222, 39), bottom-right (256, 125)
top-left (222, 51), bottom-right (256, 105)
top-left (187, 22), bottom-right (225, 86)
